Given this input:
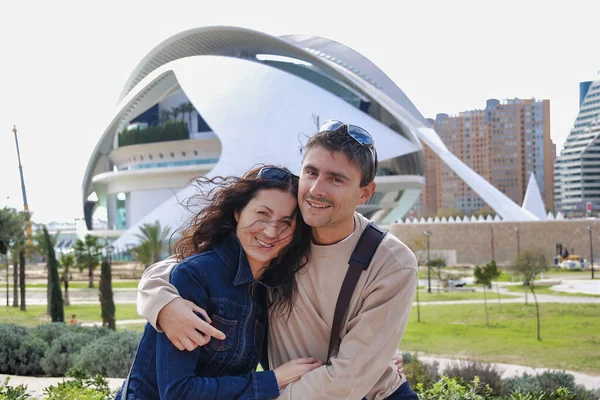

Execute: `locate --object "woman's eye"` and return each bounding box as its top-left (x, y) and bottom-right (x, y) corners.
top-left (257, 211), bottom-right (267, 216)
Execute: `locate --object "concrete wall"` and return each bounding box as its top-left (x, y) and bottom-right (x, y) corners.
top-left (388, 219), bottom-right (600, 266)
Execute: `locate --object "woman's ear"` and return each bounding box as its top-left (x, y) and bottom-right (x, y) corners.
top-left (234, 210), bottom-right (239, 223)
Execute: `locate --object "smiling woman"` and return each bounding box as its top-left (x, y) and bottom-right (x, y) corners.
top-left (114, 165), bottom-right (318, 399)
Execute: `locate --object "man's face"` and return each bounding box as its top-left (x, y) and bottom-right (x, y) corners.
top-left (298, 146), bottom-right (375, 235)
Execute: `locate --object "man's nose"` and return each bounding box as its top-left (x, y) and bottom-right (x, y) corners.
top-left (309, 176), bottom-right (327, 198)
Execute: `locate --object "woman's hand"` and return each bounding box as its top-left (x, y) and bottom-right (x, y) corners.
top-left (273, 357), bottom-right (323, 390)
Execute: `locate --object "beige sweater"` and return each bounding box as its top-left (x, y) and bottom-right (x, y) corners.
top-left (137, 213), bottom-right (418, 400)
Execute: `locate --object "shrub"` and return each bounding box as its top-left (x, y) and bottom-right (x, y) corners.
top-left (40, 331), bottom-right (92, 376)
top-left (32, 323), bottom-right (71, 346)
top-left (74, 331), bottom-right (139, 378)
top-left (403, 354), bottom-right (440, 390)
top-left (0, 324), bottom-right (48, 376)
top-left (43, 368), bottom-right (115, 400)
top-left (416, 376), bottom-right (493, 399)
top-left (442, 360), bottom-right (505, 395)
top-left (504, 371), bottom-right (600, 400)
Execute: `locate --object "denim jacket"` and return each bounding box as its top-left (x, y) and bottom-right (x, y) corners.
top-left (117, 234), bottom-right (279, 399)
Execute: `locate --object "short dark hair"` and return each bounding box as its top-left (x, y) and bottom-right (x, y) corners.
top-left (303, 128), bottom-right (378, 187)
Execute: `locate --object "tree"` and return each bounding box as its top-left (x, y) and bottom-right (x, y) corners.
top-left (512, 249), bottom-right (549, 341)
top-left (406, 235), bottom-right (427, 323)
top-left (485, 260), bottom-right (502, 310)
top-left (74, 235), bottom-right (101, 288)
top-left (30, 228), bottom-right (59, 313)
top-left (474, 262), bottom-right (495, 326)
top-left (59, 253), bottom-right (75, 306)
top-left (99, 257), bottom-right (116, 330)
top-left (131, 221), bottom-right (171, 268)
top-left (44, 227), bottom-right (64, 323)
top-left (0, 207), bottom-right (27, 309)
top-left (429, 258), bottom-right (446, 292)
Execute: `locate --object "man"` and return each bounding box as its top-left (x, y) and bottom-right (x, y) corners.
top-left (137, 120), bottom-right (418, 399)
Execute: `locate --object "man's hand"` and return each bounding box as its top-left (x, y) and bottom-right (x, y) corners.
top-left (157, 298), bottom-right (225, 351)
top-left (394, 349), bottom-right (404, 376)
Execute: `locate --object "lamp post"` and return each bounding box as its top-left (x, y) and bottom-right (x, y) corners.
top-left (514, 226), bottom-right (521, 256)
top-left (424, 230), bottom-right (432, 293)
top-left (588, 226), bottom-right (595, 279)
top-left (106, 244), bottom-right (115, 266)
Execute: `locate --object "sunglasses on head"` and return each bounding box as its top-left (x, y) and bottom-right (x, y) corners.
top-left (318, 119), bottom-right (375, 147)
top-left (257, 167), bottom-right (298, 183)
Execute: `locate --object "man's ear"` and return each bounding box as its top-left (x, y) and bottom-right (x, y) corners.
top-left (357, 181), bottom-right (376, 205)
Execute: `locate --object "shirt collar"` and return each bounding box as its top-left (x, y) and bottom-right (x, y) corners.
top-left (214, 233), bottom-right (254, 286)
top-left (213, 233), bottom-right (286, 289)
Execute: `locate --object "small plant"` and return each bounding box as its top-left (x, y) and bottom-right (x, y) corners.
top-left (43, 367), bottom-right (115, 400)
top-left (0, 377), bottom-right (32, 400)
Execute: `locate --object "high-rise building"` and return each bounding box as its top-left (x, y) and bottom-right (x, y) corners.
top-left (419, 98), bottom-right (553, 216)
top-left (554, 80), bottom-right (600, 215)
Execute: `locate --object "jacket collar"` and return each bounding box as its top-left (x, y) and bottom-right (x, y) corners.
top-left (213, 233), bottom-right (284, 288)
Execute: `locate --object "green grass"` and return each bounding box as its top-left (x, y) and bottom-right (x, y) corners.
top-left (505, 284), bottom-right (600, 298)
top-left (402, 302), bottom-right (600, 374)
top-left (5, 281), bottom-right (140, 290)
top-left (0, 303), bottom-right (140, 327)
top-left (416, 290), bottom-right (515, 302)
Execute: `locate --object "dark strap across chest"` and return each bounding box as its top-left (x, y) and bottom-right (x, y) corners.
top-left (326, 222), bottom-right (386, 362)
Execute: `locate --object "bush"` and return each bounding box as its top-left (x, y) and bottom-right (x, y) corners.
top-left (403, 354), bottom-right (440, 390)
top-left (504, 371), bottom-right (600, 400)
top-left (74, 331), bottom-right (139, 378)
top-left (442, 360), bottom-right (505, 395)
top-left (43, 368), bottom-right (115, 400)
top-left (416, 376), bottom-right (493, 399)
top-left (32, 323), bottom-right (72, 346)
top-left (40, 331), bottom-right (92, 376)
top-left (0, 324), bottom-right (48, 376)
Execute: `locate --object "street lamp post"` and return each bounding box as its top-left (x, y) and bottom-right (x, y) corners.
top-left (588, 226), bottom-right (595, 279)
top-left (424, 230), bottom-right (433, 293)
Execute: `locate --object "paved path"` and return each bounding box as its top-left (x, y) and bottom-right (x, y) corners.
top-left (418, 356), bottom-right (600, 390)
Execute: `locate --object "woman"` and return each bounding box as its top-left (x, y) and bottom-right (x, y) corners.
top-left (116, 165), bottom-right (321, 399)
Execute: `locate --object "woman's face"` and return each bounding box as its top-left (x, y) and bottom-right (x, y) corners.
top-left (235, 188), bottom-right (298, 274)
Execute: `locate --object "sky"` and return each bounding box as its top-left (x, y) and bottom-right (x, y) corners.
top-left (1, 0), bottom-right (599, 223)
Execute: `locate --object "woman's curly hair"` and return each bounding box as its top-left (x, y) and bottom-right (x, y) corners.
top-left (172, 165), bottom-right (311, 318)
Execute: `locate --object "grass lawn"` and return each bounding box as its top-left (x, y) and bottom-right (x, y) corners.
top-left (401, 302), bottom-right (600, 375)
top-left (506, 284), bottom-right (600, 298)
top-left (416, 290), bottom-right (515, 302)
top-left (0, 303), bottom-right (140, 327)
top-left (6, 281), bottom-right (140, 290)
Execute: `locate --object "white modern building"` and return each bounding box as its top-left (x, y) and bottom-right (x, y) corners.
top-left (83, 26), bottom-right (538, 250)
top-left (554, 80), bottom-right (600, 215)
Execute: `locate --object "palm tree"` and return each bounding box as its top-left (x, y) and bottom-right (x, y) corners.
top-left (159, 109), bottom-right (172, 124)
top-left (132, 221), bottom-right (171, 268)
top-left (30, 227), bottom-right (59, 313)
top-left (74, 235), bottom-right (101, 288)
top-left (59, 253), bottom-right (75, 306)
top-left (0, 208), bottom-right (27, 309)
top-left (183, 102), bottom-right (195, 131)
top-left (171, 106), bottom-right (182, 123)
